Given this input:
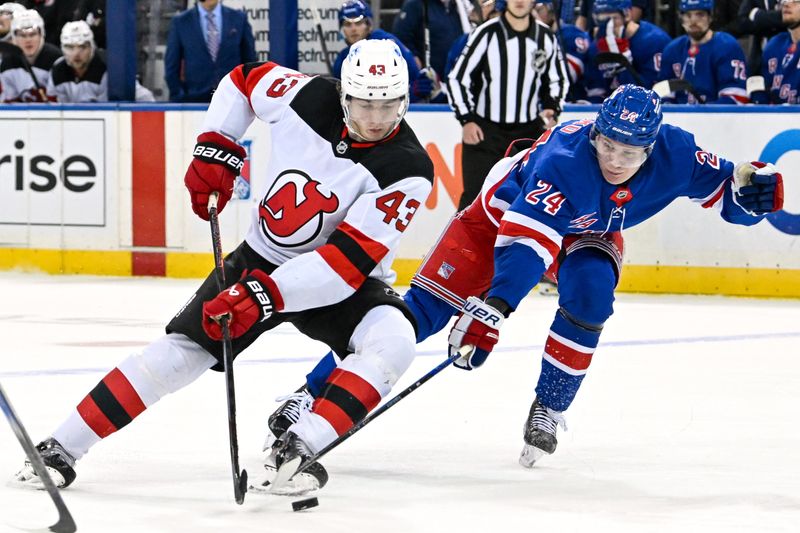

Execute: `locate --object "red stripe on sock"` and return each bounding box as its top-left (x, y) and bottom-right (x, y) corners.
top-left (76, 395), bottom-right (116, 438)
top-left (103, 368), bottom-right (146, 419)
top-left (312, 398), bottom-right (353, 436)
top-left (327, 368), bottom-right (381, 411)
top-left (545, 335), bottom-right (594, 371)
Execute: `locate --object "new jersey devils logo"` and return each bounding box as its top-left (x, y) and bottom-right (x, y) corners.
top-left (259, 169), bottom-right (340, 247)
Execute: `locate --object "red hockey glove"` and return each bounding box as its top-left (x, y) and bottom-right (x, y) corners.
top-left (448, 296), bottom-right (506, 371)
top-left (202, 269), bottom-right (284, 340)
top-left (184, 132), bottom-right (246, 221)
top-left (733, 161), bottom-right (784, 215)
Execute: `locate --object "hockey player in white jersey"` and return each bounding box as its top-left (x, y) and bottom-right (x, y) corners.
top-left (0, 2), bottom-right (24, 43)
top-left (12, 39), bottom-right (433, 494)
top-left (47, 20), bottom-right (155, 103)
top-left (0, 8), bottom-right (60, 102)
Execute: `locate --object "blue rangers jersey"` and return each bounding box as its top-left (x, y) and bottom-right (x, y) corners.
top-left (485, 119), bottom-right (766, 310)
top-left (560, 24), bottom-right (591, 102)
top-left (658, 31), bottom-right (748, 104)
top-left (585, 21), bottom-right (671, 101)
top-left (761, 33), bottom-right (800, 104)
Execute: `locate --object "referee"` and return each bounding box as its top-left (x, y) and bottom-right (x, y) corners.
top-left (447, 0), bottom-right (569, 210)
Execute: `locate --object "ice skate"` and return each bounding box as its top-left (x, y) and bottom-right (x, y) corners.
top-left (262, 385), bottom-right (314, 455)
top-left (253, 431), bottom-right (328, 496)
top-left (11, 437), bottom-right (77, 489)
top-left (519, 398), bottom-right (567, 468)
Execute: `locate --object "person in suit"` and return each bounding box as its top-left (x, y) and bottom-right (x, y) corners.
top-left (164, 0), bottom-right (256, 102)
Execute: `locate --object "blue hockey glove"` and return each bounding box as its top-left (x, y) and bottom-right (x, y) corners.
top-left (448, 296), bottom-right (506, 371)
top-left (733, 161), bottom-right (784, 215)
top-left (412, 70), bottom-right (433, 100)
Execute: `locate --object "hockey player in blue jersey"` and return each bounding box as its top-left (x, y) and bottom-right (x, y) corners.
top-left (263, 85), bottom-right (785, 479)
top-left (584, 0), bottom-right (671, 101)
top-left (759, 0), bottom-right (800, 104)
top-left (534, 0), bottom-right (592, 102)
top-left (332, 0), bottom-right (435, 102)
top-left (655, 0), bottom-right (749, 104)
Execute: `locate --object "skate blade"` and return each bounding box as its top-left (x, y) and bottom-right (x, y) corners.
top-left (250, 464), bottom-right (318, 496)
top-left (7, 465), bottom-right (65, 491)
top-left (519, 444), bottom-right (549, 468)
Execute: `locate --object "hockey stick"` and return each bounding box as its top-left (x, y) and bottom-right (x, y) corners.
top-left (651, 77), bottom-right (705, 104)
top-left (309, 0), bottom-right (333, 75)
top-left (0, 384), bottom-right (77, 533)
top-left (592, 51), bottom-right (645, 87)
top-left (280, 346), bottom-right (470, 482)
top-left (207, 192), bottom-right (248, 505)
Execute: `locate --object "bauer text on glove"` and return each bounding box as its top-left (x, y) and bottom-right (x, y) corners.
top-left (202, 269), bottom-right (284, 340)
top-left (184, 131), bottom-right (246, 221)
top-left (448, 296), bottom-right (508, 370)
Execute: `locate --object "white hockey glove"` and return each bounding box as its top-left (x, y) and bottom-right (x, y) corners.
top-left (448, 296), bottom-right (506, 371)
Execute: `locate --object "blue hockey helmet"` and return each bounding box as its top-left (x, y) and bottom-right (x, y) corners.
top-left (339, 0), bottom-right (373, 24)
top-left (593, 85), bottom-right (663, 147)
top-left (679, 0), bottom-right (714, 12)
top-left (494, 0), bottom-right (507, 11)
top-left (592, 0), bottom-right (633, 14)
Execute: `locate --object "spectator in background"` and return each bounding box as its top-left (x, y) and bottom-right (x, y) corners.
top-left (0, 3), bottom-right (24, 43)
top-left (164, 0), bottom-right (256, 103)
top-left (0, 8), bottom-right (60, 102)
top-left (758, 0), bottom-right (800, 103)
top-left (333, 0), bottom-right (434, 102)
top-left (447, 0), bottom-right (568, 210)
top-left (584, 0), bottom-right (670, 101)
top-left (534, 0), bottom-right (592, 102)
top-left (393, 0), bottom-right (465, 85)
top-left (47, 20), bottom-right (155, 103)
top-left (655, 0), bottom-right (749, 103)
top-left (738, 0), bottom-right (784, 73)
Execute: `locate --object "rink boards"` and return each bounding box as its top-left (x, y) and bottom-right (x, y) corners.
top-left (0, 104), bottom-right (798, 297)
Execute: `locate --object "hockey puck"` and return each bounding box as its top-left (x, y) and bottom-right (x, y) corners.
top-left (291, 497), bottom-right (319, 512)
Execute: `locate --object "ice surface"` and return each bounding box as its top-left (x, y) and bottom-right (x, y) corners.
top-left (1, 274), bottom-right (798, 532)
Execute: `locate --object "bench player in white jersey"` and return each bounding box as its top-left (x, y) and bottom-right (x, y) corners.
top-left (47, 21), bottom-right (155, 103)
top-left (12, 39), bottom-right (434, 494)
top-left (0, 9), bottom-right (60, 102)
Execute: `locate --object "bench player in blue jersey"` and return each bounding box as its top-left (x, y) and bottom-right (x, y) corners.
top-left (583, 0), bottom-right (671, 101)
top-left (264, 85), bottom-right (785, 478)
top-left (655, 0), bottom-right (749, 104)
top-left (759, 0), bottom-right (800, 103)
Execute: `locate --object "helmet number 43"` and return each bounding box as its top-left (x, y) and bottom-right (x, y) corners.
top-left (368, 64), bottom-right (386, 75)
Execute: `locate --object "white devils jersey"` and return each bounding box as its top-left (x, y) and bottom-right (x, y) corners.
top-left (201, 62), bottom-right (434, 313)
top-left (47, 54), bottom-right (107, 103)
top-left (0, 43), bottom-right (60, 102)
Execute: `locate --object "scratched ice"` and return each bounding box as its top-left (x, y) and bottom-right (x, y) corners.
top-left (1, 274), bottom-right (798, 533)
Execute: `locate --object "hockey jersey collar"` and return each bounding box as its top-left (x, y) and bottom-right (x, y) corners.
top-left (338, 124), bottom-right (401, 151)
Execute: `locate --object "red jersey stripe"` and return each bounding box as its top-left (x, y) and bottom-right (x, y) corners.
top-left (702, 180), bottom-right (727, 208)
top-left (336, 222), bottom-right (390, 264)
top-left (498, 220), bottom-right (561, 261)
top-left (317, 244), bottom-right (367, 289)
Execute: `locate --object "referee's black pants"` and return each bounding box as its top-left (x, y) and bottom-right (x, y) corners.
top-left (458, 117), bottom-right (546, 211)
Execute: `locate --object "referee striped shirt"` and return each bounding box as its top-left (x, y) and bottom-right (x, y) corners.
top-left (447, 15), bottom-right (569, 125)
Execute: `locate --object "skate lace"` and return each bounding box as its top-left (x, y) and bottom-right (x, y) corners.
top-left (530, 406), bottom-right (568, 436)
top-left (274, 391), bottom-right (314, 424)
